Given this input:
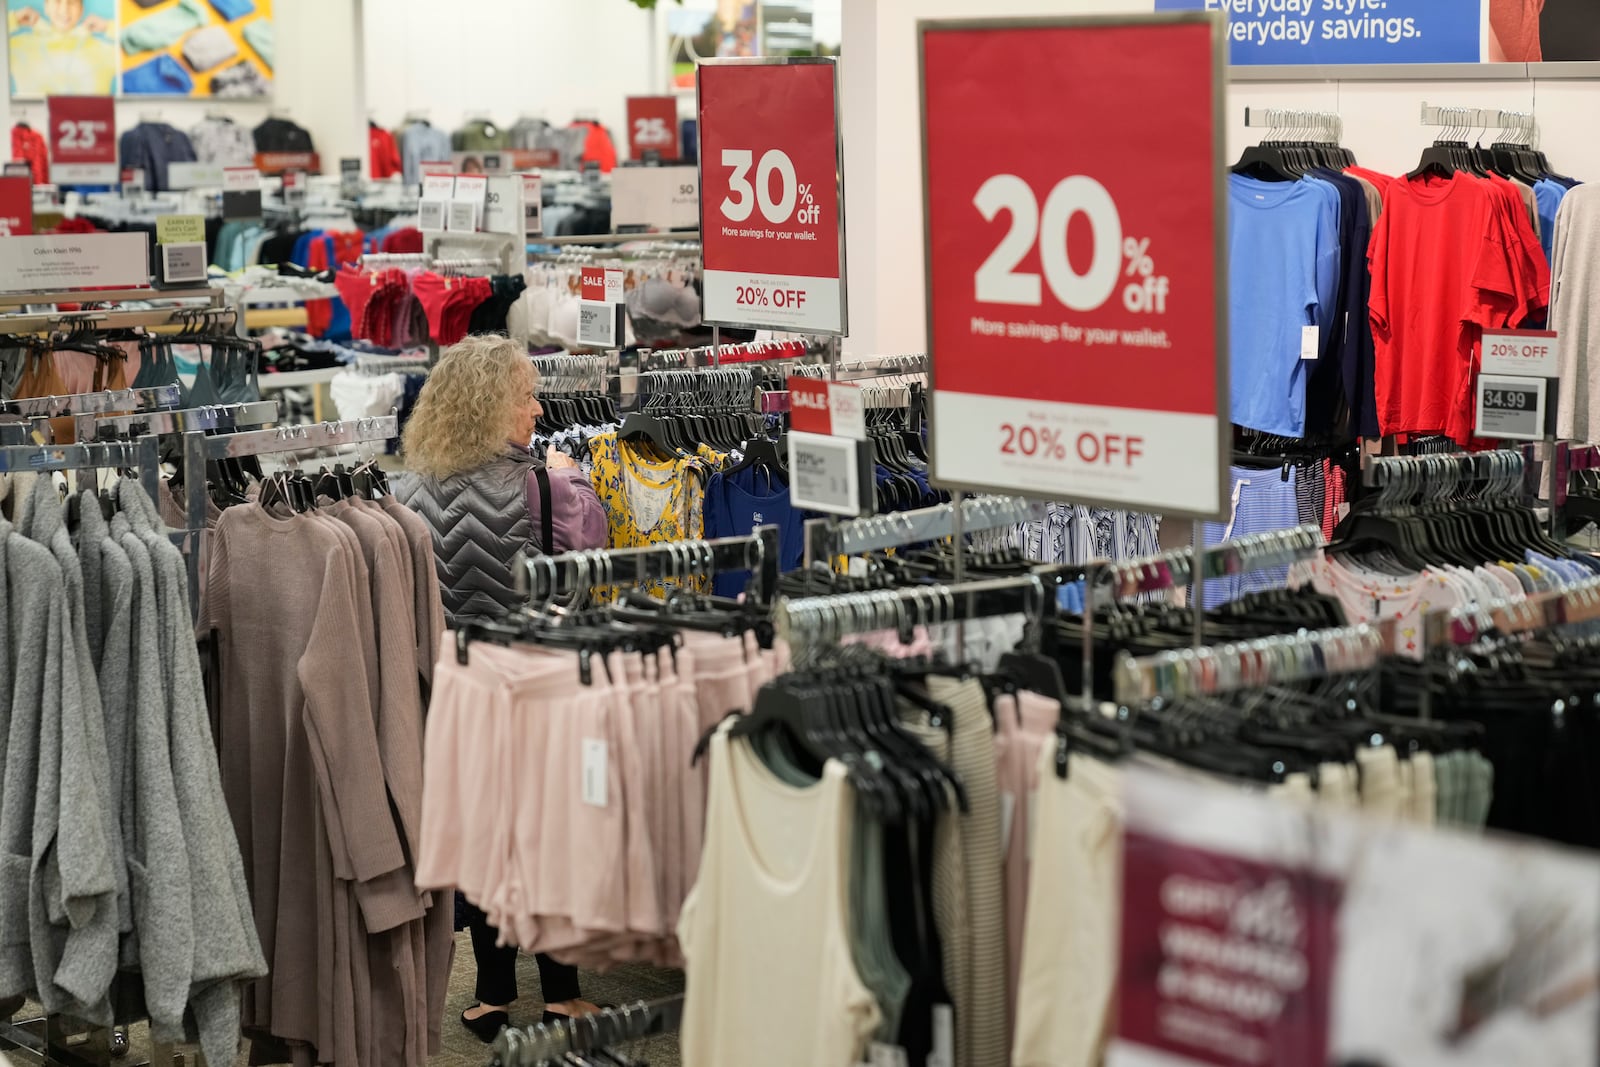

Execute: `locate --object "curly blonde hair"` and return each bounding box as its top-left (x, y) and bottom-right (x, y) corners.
top-left (401, 335), bottom-right (537, 480)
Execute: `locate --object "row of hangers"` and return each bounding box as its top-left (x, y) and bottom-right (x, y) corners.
top-left (1232, 108), bottom-right (1355, 182)
top-left (1409, 105), bottom-right (1574, 184)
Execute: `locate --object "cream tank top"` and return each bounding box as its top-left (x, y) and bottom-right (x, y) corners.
top-left (678, 724), bottom-right (880, 1066)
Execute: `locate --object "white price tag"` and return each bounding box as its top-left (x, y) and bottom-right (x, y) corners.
top-left (788, 431), bottom-right (866, 517)
top-left (446, 199), bottom-right (479, 232)
top-left (930, 1005), bottom-right (954, 1067)
top-left (604, 268), bottom-right (624, 305)
top-left (160, 242), bottom-right (207, 284)
top-left (581, 738), bottom-right (609, 808)
top-left (522, 174), bottom-right (543, 236)
top-left (1300, 324), bottom-right (1319, 361)
top-left (1475, 373), bottom-right (1547, 442)
top-left (577, 302), bottom-right (624, 348)
top-left (418, 199), bottom-right (446, 233)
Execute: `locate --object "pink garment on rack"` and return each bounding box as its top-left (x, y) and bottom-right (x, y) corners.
top-left (840, 626), bottom-right (938, 659)
top-left (992, 690), bottom-right (1061, 1044)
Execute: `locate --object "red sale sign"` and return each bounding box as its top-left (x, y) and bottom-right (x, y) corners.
top-left (919, 14), bottom-right (1228, 518)
top-left (697, 58), bottom-right (846, 335)
top-left (626, 96), bottom-right (681, 162)
top-left (47, 96), bottom-right (116, 184)
top-left (788, 375), bottom-right (866, 441)
top-left (0, 177), bottom-right (31, 236)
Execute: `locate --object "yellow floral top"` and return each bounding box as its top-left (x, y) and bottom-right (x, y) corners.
top-left (589, 431), bottom-right (713, 598)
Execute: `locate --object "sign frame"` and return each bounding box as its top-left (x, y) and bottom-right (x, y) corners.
top-left (695, 55), bottom-right (849, 337)
top-left (47, 96), bottom-right (117, 185)
top-left (1481, 327), bottom-right (1560, 379)
top-left (626, 95), bottom-right (682, 162)
top-left (916, 12), bottom-right (1230, 520)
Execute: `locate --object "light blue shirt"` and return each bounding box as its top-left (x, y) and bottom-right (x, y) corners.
top-left (1227, 174), bottom-right (1342, 437)
top-left (400, 122), bottom-right (452, 190)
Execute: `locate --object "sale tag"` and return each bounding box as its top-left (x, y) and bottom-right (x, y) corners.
top-left (418, 200), bottom-right (446, 232)
top-left (222, 167), bottom-right (263, 220)
top-left (789, 375), bottom-right (866, 441)
top-left (446, 200), bottom-right (478, 232)
top-left (156, 214), bottom-right (206, 247)
top-left (522, 174), bottom-right (544, 235)
top-left (1300, 324), bottom-right (1319, 361)
top-left (627, 95), bottom-right (681, 162)
top-left (483, 175), bottom-right (522, 236)
top-left (697, 59), bottom-right (847, 335)
top-left (577, 267), bottom-right (626, 347)
top-left (160, 243), bottom-right (207, 285)
top-left (47, 96), bottom-right (116, 185)
top-left (1481, 328), bottom-right (1559, 378)
top-left (919, 16), bottom-right (1227, 519)
top-left (422, 173), bottom-right (455, 201)
top-left (1475, 373), bottom-right (1547, 441)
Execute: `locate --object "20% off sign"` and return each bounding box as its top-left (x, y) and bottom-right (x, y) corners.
top-left (920, 14), bottom-right (1228, 518)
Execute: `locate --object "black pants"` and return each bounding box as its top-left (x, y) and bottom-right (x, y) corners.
top-left (464, 900), bottom-right (582, 1006)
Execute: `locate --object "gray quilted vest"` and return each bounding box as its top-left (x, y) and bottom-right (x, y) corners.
top-left (394, 450), bottom-right (539, 624)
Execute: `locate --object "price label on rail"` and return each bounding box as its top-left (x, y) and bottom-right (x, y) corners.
top-left (697, 58), bottom-right (847, 335)
top-left (1475, 373), bottom-right (1548, 441)
top-left (919, 14), bottom-right (1228, 518)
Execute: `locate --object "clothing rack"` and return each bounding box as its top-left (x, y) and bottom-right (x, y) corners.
top-left (777, 574), bottom-right (1053, 663)
top-left (529, 231), bottom-right (703, 248)
top-left (0, 286), bottom-right (228, 336)
top-left (1099, 524), bottom-right (1326, 602)
top-left (1360, 449), bottom-right (1525, 492)
top-left (510, 526), bottom-right (782, 611)
top-left (634, 338), bottom-right (810, 372)
top-left (354, 352), bottom-right (431, 377)
top-left (801, 494), bottom-right (1041, 568)
top-left (1421, 102), bottom-right (1539, 141)
top-left (1112, 623), bottom-right (1385, 706)
top-left (629, 367), bottom-right (754, 414)
top-left (1242, 107), bottom-right (1343, 142)
top-left (486, 995), bottom-right (685, 1067)
top-left (0, 383), bottom-right (182, 418)
top-left (75, 400), bottom-right (280, 443)
top-left (0, 436), bottom-right (162, 505)
top-left (531, 353), bottom-right (607, 394)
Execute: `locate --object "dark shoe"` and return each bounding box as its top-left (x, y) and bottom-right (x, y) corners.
top-left (461, 1006), bottom-right (509, 1043)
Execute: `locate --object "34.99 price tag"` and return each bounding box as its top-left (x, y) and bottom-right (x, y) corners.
top-left (920, 14), bottom-right (1227, 518)
top-left (697, 58), bottom-right (847, 335)
top-left (1475, 373), bottom-right (1547, 441)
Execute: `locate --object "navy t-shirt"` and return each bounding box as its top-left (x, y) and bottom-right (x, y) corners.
top-left (704, 467), bottom-right (806, 598)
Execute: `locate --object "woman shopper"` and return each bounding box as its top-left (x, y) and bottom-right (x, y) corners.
top-left (395, 334), bottom-right (608, 1041)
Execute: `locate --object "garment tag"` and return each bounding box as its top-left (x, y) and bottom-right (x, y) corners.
top-left (1336, 502), bottom-right (1351, 523)
top-left (847, 557), bottom-right (870, 579)
top-left (870, 1042), bottom-right (909, 1067)
top-left (1300, 324), bottom-right (1320, 361)
top-left (1000, 792), bottom-right (1016, 861)
top-left (581, 738), bottom-right (608, 807)
top-left (929, 1005), bottom-right (954, 1067)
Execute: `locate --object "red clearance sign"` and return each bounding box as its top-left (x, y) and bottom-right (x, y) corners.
top-left (919, 14), bottom-right (1228, 518)
top-left (626, 96), bottom-right (681, 162)
top-left (47, 96), bottom-right (116, 184)
top-left (697, 58), bottom-right (847, 336)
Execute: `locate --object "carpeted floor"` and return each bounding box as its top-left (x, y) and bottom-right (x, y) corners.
top-left (6, 936), bottom-right (684, 1067)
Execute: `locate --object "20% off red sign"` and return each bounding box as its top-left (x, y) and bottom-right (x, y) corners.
top-left (696, 58), bottom-right (847, 335)
top-left (920, 14), bottom-right (1228, 518)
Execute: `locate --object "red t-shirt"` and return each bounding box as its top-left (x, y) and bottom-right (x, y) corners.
top-left (1368, 173), bottom-right (1540, 442)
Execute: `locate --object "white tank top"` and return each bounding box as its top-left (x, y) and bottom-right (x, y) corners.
top-left (678, 725), bottom-right (880, 1066)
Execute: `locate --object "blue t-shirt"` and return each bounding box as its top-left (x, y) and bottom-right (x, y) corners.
top-left (1534, 179), bottom-right (1568, 266)
top-left (1227, 175), bottom-right (1342, 437)
top-left (704, 467), bottom-right (805, 598)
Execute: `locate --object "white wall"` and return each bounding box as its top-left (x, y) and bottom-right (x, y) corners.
top-left (361, 0), bottom-right (668, 148)
top-left (0, 0), bottom-right (367, 175)
top-left (842, 0), bottom-right (1600, 357)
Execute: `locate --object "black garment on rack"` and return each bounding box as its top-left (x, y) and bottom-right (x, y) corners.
top-left (466, 275), bottom-right (529, 337)
top-left (253, 117), bottom-right (315, 155)
top-left (884, 818), bottom-right (949, 1066)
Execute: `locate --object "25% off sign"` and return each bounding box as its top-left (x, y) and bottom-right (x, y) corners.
top-left (696, 58), bottom-right (847, 335)
top-left (920, 14), bottom-right (1228, 518)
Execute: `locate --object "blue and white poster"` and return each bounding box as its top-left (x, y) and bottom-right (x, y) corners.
top-left (1155, 1), bottom-right (1600, 67)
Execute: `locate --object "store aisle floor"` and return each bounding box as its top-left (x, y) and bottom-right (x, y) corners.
top-left (8, 935), bottom-right (685, 1067)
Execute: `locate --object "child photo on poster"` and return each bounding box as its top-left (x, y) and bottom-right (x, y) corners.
top-left (7, 0), bottom-right (117, 97)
